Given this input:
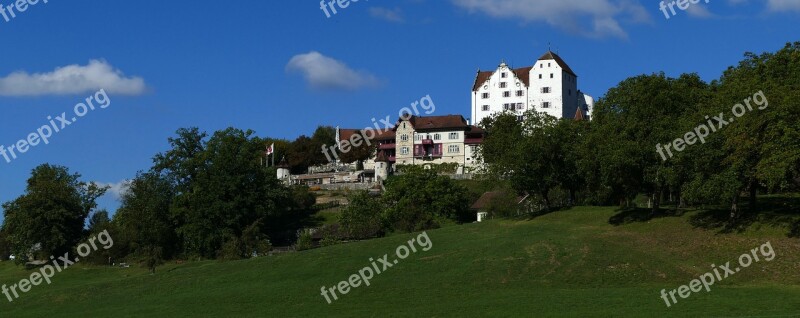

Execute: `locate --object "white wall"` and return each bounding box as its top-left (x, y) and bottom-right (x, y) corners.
top-left (472, 63), bottom-right (528, 125)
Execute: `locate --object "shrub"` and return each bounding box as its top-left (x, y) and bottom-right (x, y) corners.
top-left (295, 230), bottom-right (314, 251)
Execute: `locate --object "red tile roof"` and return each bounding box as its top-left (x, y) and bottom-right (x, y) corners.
top-left (472, 70), bottom-right (493, 91)
top-left (337, 129), bottom-right (360, 143)
top-left (472, 51), bottom-right (577, 92)
top-left (512, 66), bottom-right (533, 87)
top-left (574, 108), bottom-right (586, 121)
top-left (405, 115), bottom-right (470, 131)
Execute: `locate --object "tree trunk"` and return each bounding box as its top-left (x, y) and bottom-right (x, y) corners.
top-left (651, 190), bottom-right (661, 215)
top-left (730, 194), bottom-right (740, 219)
top-left (541, 190), bottom-right (551, 212)
top-left (748, 179), bottom-right (758, 212)
top-left (568, 189), bottom-right (576, 206)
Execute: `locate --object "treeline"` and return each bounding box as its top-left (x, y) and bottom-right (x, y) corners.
top-left (480, 42), bottom-right (800, 217)
top-left (266, 125), bottom-right (372, 174)
top-left (1, 128), bottom-right (324, 270)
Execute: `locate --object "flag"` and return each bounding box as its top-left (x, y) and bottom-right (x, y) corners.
top-left (266, 143), bottom-right (274, 156)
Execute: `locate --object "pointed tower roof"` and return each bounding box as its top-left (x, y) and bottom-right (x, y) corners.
top-left (375, 151), bottom-right (389, 163)
top-left (574, 108), bottom-right (586, 121)
top-left (277, 156), bottom-right (290, 169)
top-left (538, 51), bottom-right (577, 77)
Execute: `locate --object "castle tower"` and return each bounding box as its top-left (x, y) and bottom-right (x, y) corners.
top-left (374, 151), bottom-right (390, 183)
top-left (276, 156), bottom-right (291, 183)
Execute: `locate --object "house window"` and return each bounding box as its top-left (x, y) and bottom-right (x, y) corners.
top-left (516, 90), bottom-right (524, 97)
top-left (449, 132), bottom-right (458, 140)
top-left (448, 145), bottom-right (460, 153)
top-left (550, 73), bottom-right (554, 79)
top-left (501, 72), bottom-right (507, 78)
top-left (539, 74), bottom-right (542, 79)
top-left (499, 82), bottom-right (507, 88)
top-left (569, 89), bottom-right (572, 96)
top-left (434, 134), bottom-right (441, 140)
top-left (516, 103), bottom-right (524, 110)
top-left (542, 87), bottom-right (551, 93)
top-left (540, 63), bottom-right (543, 68)
top-left (471, 145), bottom-right (478, 153)
top-left (548, 62), bottom-right (551, 67)
top-left (482, 105), bottom-right (490, 111)
top-left (482, 93), bottom-right (489, 99)
top-left (401, 147), bottom-right (409, 155)
top-left (517, 116), bottom-right (524, 121)
top-left (503, 91), bottom-right (511, 97)
top-left (400, 134), bottom-right (409, 141)
top-left (415, 134), bottom-right (422, 141)
top-left (542, 102), bottom-right (551, 108)
top-left (504, 103), bottom-right (514, 111)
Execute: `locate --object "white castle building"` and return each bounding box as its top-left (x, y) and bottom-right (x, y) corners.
top-left (470, 51), bottom-right (594, 125)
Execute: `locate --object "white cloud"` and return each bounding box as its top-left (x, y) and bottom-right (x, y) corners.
top-left (369, 7), bottom-right (405, 23)
top-left (451, 0), bottom-right (651, 39)
top-left (0, 60), bottom-right (146, 97)
top-left (286, 51), bottom-right (379, 91)
top-left (686, 4), bottom-right (715, 18)
top-left (726, 0), bottom-right (800, 12)
top-left (96, 180), bottom-right (131, 200)
top-left (766, 0), bottom-right (800, 12)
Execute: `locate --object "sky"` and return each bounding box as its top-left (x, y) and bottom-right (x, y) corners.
top-left (0, 0), bottom-right (798, 221)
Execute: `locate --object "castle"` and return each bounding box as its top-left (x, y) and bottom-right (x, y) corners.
top-left (471, 51), bottom-right (594, 125)
top-left (278, 50), bottom-right (592, 186)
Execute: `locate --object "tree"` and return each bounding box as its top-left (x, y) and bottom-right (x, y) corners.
top-left (589, 73), bottom-right (708, 214)
top-left (168, 128), bottom-right (290, 258)
top-left (2, 164), bottom-right (107, 264)
top-left (382, 168), bottom-right (470, 232)
top-left (113, 171), bottom-right (178, 269)
top-left (684, 42), bottom-right (800, 218)
top-left (339, 191), bottom-right (384, 239)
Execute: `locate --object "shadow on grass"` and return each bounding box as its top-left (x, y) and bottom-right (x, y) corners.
top-left (688, 196), bottom-right (800, 236)
top-left (608, 207), bottom-right (688, 226)
top-left (509, 206), bottom-right (573, 221)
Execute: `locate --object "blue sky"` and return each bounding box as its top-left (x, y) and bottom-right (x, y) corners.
top-left (0, 0), bottom-right (798, 220)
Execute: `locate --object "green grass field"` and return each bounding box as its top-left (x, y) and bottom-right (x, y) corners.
top-left (1, 206), bottom-right (799, 317)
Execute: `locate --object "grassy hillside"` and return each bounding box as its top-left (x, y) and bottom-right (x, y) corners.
top-left (1, 206), bottom-right (799, 317)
